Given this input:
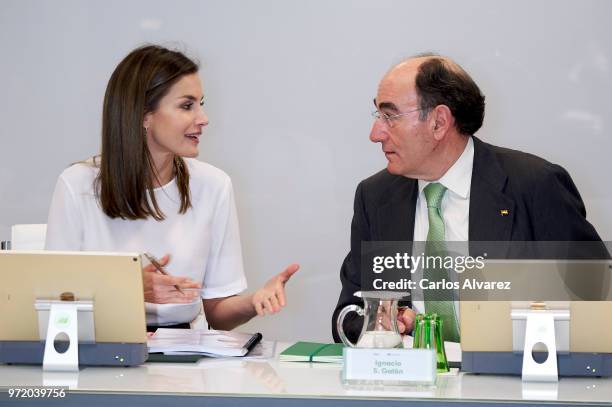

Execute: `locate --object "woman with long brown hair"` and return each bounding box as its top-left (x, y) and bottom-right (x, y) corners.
top-left (45, 45), bottom-right (299, 331)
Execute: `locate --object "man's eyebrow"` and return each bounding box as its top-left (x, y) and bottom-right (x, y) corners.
top-left (377, 102), bottom-right (399, 113)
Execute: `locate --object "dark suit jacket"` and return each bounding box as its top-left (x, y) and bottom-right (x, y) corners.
top-left (332, 136), bottom-right (603, 343)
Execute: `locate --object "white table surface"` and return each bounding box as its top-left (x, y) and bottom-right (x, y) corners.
top-left (0, 341), bottom-right (611, 406)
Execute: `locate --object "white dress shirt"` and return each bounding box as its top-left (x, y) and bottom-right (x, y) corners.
top-left (411, 136), bottom-right (474, 322)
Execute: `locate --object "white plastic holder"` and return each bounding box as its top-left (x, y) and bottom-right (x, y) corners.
top-left (343, 347), bottom-right (437, 386)
top-left (521, 381), bottom-right (559, 401)
top-left (34, 299), bottom-right (95, 372)
top-left (511, 308), bottom-right (570, 382)
top-left (42, 371), bottom-right (80, 389)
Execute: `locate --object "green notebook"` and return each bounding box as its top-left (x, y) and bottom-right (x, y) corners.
top-left (280, 342), bottom-right (344, 363)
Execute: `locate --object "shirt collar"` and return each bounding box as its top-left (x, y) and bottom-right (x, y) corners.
top-left (418, 136), bottom-right (474, 199)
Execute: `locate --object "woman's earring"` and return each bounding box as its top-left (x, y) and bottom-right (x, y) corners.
top-left (143, 127), bottom-right (148, 137)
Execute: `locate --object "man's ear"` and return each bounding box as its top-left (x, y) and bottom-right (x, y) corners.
top-left (431, 105), bottom-right (453, 141)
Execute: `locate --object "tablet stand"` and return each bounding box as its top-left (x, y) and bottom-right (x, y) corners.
top-left (34, 296), bottom-right (95, 372)
top-left (511, 304), bottom-right (570, 382)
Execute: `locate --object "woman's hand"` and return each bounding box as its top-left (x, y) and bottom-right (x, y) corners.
top-left (252, 263), bottom-right (300, 316)
top-left (142, 254), bottom-right (202, 304)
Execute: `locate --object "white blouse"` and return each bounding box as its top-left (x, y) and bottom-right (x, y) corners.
top-left (45, 158), bottom-right (247, 325)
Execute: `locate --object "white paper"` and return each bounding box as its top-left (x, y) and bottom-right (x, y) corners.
top-left (147, 329), bottom-right (259, 357)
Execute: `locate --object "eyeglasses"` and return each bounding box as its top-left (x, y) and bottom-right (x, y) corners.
top-left (371, 100), bottom-right (424, 128)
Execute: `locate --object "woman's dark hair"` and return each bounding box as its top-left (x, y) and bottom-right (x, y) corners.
top-left (414, 55), bottom-right (485, 136)
top-left (96, 45), bottom-right (198, 220)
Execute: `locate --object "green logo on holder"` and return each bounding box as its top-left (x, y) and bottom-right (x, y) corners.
top-left (55, 313), bottom-right (70, 328)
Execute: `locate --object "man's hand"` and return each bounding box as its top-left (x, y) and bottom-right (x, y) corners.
top-left (375, 302), bottom-right (416, 335)
top-left (252, 263), bottom-right (300, 316)
top-left (142, 254), bottom-right (201, 304)
top-left (397, 307), bottom-right (416, 334)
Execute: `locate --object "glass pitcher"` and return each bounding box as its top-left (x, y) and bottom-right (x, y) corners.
top-left (336, 291), bottom-right (406, 348)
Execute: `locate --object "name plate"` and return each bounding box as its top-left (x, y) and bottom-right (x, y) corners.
top-left (342, 348), bottom-right (436, 385)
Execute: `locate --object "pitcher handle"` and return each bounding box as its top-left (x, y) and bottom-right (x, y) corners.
top-left (336, 304), bottom-right (364, 347)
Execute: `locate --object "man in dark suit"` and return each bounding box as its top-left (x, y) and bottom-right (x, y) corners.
top-left (332, 54), bottom-right (602, 344)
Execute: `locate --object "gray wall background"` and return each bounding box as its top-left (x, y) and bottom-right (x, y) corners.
top-left (1, 0), bottom-right (611, 341)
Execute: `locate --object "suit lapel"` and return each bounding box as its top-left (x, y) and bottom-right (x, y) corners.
top-left (376, 176), bottom-right (418, 241)
top-left (373, 138), bottom-right (516, 243)
top-left (469, 137), bottom-right (515, 242)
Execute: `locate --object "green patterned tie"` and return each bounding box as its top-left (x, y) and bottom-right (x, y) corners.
top-left (423, 182), bottom-right (460, 343)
